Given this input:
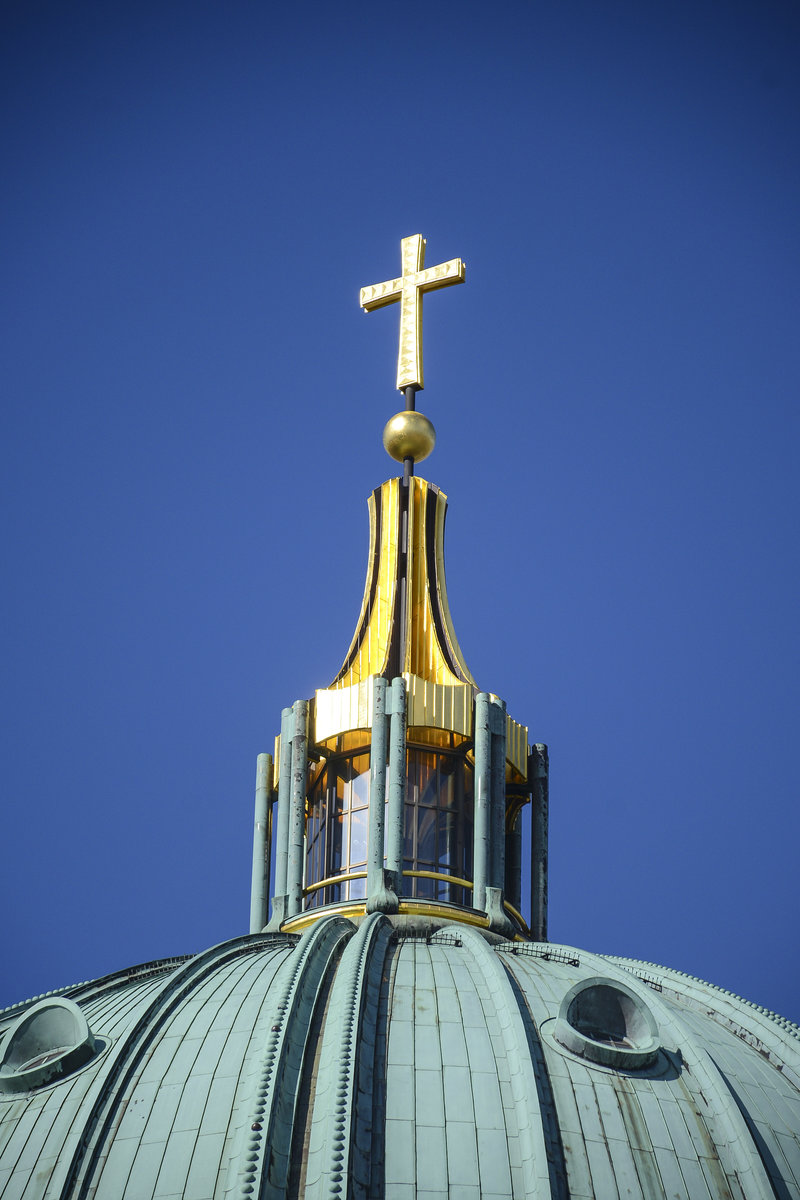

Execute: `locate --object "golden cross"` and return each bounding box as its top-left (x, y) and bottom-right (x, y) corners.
top-left (360, 235), bottom-right (465, 392)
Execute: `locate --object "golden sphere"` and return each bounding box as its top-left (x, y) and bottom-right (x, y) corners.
top-left (382, 410), bottom-right (436, 464)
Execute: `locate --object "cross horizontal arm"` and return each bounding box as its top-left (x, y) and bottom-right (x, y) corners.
top-left (417, 258), bottom-right (465, 292)
top-left (359, 235), bottom-right (466, 393)
top-left (360, 278), bottom-right (404, 311)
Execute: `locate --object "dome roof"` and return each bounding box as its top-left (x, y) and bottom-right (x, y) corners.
top-left (5, 233), bottom-right (797, 1197)
top-left (2, 913), bottom-right (798, 1198)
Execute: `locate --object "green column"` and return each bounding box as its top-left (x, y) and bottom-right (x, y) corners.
top-left (274, 707), bottom-right (293, 898)
top-left (249, 752), bottom-right (272, 933)
top-left (530, 743), bottom-right (549, 941)
top-left (385, 676), bottom-right (407, 893)
top-left (367, 676), bottom-right (387, 895)
top-left (287, 699), bottom-right (308, 917)
top-left (473, 692), bottom-right (491, 911)
top-left (489, 696), bottom-right (507, 891)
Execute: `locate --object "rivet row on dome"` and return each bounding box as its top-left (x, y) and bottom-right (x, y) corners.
top-left (228, 918), bottom-right (353, 1200)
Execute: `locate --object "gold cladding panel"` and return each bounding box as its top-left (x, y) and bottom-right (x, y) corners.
top-left (315, 678), bottom-right (374, 746)
top-left (332, 478), bottom-right (400, 689)
top-left (331, 476), bottom-right (477, 691)
top-left (308, 460), bottom-right (529, 775)
top-left (404, 478), bottom-right (472, 688)
top-left (277, 681), bottom-right (527, 781)
top-left (505, 714), bottom-right (529, 780)
top-left (405, 673), bottom-right (473, 738)
top-left (314, 670), bottom-right (525, 769)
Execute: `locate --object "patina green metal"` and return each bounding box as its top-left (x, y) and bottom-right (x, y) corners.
top-left (3, 921), bottom-right (798, 1198)
top-left (249, 752), bottom-right (272, 934)
top-left (274, 706), bottom-right (292, 899)
top-left (366, 675), bottom-right (387, 895)
top-left (226, 917), bottom-right (353, 1199)
top-left (489, 694), bottom-right (507, 892)
top-left (366, 676), bottom-right (400, 914)
top-left (472, 692), bottom-right (491, 912)
top-left (385, 675), bottom-right (407, 891)
top-left (5, 240), bottom-right (799, 1200)
top-left (472, 692), bottom-right (514, 933)
top-left (287, 699), bottom-right (308, 917)
top-left (530, 742), bottom-right (549, 942)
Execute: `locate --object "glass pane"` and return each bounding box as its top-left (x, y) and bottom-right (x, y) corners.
top-left (338, 731), bottom-right (372, 754)
top-left (330, 814), bottom-right (344, 875)
top-left (417, 807), bottom-right (436, 865)
top-left (406, 750), bottom-right (419, 805)
top-left (417, 753), bottom-right (437, 806)
top-left (438, 809), bottom-right (457, 868)
top-left (351, 754), bottom-right (370, 809)
top-left (407, 728), bottom-right (466, 749)
top-left (415, 875), bottom-right (435, 900)
top-left (404, 803), bottom-right (415, 860)
top-left (439, 756), bottom-right (457, 808)
top-left (348, 875), bottom-right (366, 900)
top-left (349, 807), bottom-right (368, 866)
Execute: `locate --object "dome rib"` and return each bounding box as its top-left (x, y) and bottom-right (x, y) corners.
top-left (3, 927), bottom-right (799, 1198)
top-left (609, 955), bottom-right (800, 1069)
top-left (53, 934), bottom-right (292, 1200)
top-left (457, 926), bottom-right (554, 1198)
top-left (303, 912), bottom-right (393, 1199)
top-left (498, 941), bottom-right (783, 1200)
top-left (609, 954), bottom-right (800, 1199)
top-left (226, 916), bottom-right (354, 1200)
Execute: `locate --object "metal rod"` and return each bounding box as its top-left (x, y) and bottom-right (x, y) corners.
top-left (503, 898), bottom-right (531, 936)
top-left (473, 692), bottom-right (491, 911)
top-left (304, 869), bottom-right (369, 895)
top-left (367, 676), bottom-right (388, 899)
top-left (403, 383), bottom-right (416, 481)
top-left (274, 707), bottom-right (292, 897)
top-left (249, 752), bottom-right (272, 933)
top-left (286, 699), bottom-right (308, 917)
top-left (386, 676), bottom-right (407, 888)
top-left (396, 488), bottom-right (410, 678)
top-left (299, 869), bottom-right (527, 935)
top-left (402, 869), bottom-right (472, 888)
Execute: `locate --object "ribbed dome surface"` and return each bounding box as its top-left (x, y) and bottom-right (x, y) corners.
top-left (1, 914), bottom-right (798, 1199)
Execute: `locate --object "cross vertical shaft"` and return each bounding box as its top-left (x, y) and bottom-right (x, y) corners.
top-left (360, 234), bottom-right (465, 391)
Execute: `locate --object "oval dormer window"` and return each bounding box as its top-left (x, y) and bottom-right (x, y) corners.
top-left (554, 977), bottom-right (660, 1069)
top-left (0, 998), bottom-right (97, 1093)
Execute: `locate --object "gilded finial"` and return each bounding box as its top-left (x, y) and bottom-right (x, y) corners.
top-left (360, 234), bottom-right (465, 393)
top-left (382, 411), bottom-right (435, 464)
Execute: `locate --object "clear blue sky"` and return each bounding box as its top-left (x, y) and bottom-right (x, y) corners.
top-left (2, 0), bottom-right (798, 1023)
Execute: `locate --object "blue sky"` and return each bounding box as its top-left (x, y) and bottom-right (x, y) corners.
top-left (2, 1), bottom-right (799, 1022)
